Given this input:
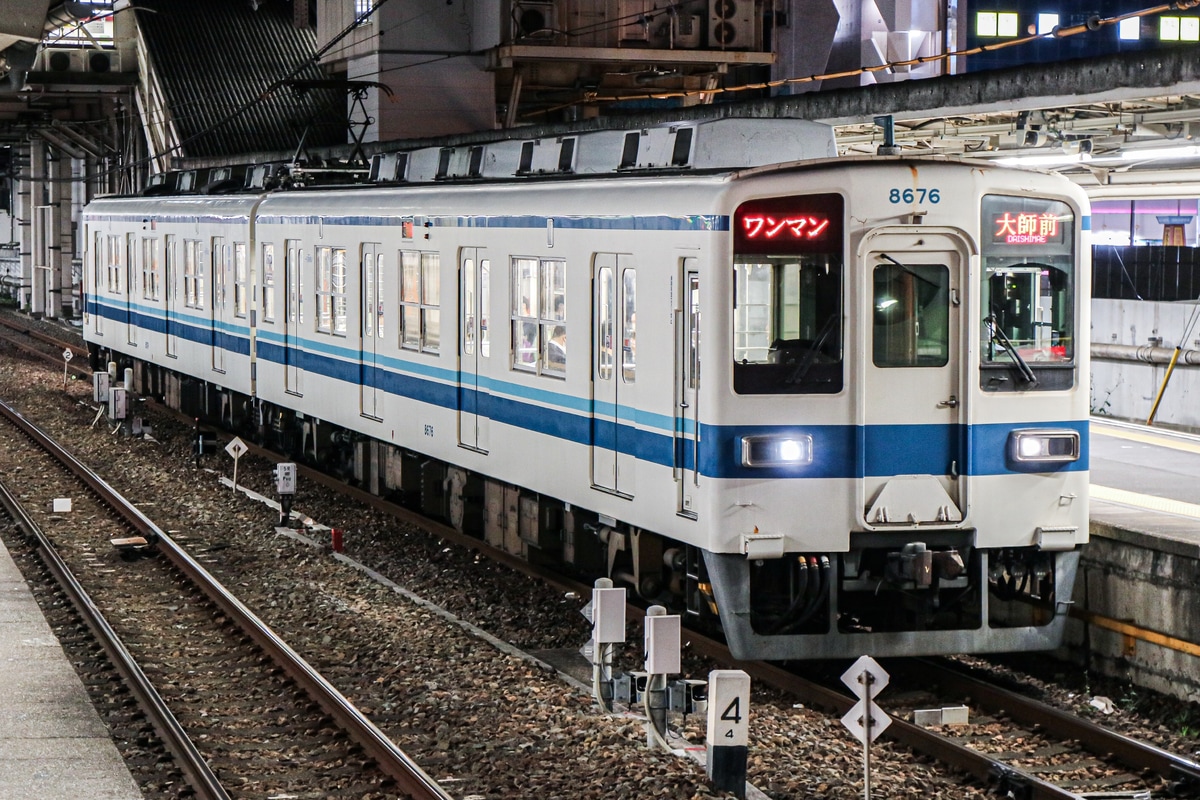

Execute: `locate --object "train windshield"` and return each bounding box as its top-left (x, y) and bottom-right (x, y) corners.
top-left (980, 195), bottom-right (1076, 391)
top-left (731, 193), bottom-right (844, 394)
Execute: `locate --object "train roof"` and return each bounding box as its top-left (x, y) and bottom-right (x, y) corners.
top-left (95, 118), bottom-right (841, 201)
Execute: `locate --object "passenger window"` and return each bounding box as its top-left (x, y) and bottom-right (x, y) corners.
top-left (512, 256), bottom-right (566, 376)
top-left (621, 268), bottom-right (635, 383)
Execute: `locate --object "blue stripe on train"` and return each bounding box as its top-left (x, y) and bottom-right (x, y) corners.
top-left (87, 300), bottom-right (1087, 478)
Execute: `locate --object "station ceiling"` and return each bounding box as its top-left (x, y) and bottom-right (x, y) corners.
top-left (4, 5), bottom-right (1200, 195)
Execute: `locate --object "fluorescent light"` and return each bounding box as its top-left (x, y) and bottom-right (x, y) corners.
top-left (997, 144), bottom-right (1200, 168)
top-left (1118, 17), bottom-right (1140, 40)
top-left (1162, 16), bottom-right (1181, 40)
top-left (977, 11), bottom-right (998, 37)
top-left (1038, 13), bottom-right (1059, 34)
top-left (998, 12), bottom-right (1019, 36)
top-left (1183, 16), bottom-right (1199, 40)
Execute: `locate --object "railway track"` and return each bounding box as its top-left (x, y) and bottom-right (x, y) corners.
top-left (103, 373), bottom-right (1200, 799)
top-left (0, 313), bottom-right (91, 376)
top-left (1, 310), bottom-right (1198, 798)
top-left (0, 397), bottom-right (452, 800)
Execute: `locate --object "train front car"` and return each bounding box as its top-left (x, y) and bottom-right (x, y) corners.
top-left (698, 158), bottom-right (1090, 660)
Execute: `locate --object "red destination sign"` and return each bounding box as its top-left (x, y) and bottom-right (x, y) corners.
top-left (734, 193), bottom-right (843, 255)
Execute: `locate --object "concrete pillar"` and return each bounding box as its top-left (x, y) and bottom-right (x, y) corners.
top-left (48, 148), bottom-right (74, 319)
top-left (19, 140), bottom-right (41, 313)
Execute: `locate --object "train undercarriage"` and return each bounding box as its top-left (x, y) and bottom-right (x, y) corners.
top-left (106, 352), bottom-right (1076, 660)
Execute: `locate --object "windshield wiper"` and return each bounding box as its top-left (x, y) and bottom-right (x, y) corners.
top-left (985, 314), bottom-right (1037, 385)
top-left (784, 314), bottom-right (837, 386)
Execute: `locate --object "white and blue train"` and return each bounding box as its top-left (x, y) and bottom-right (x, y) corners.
top-left (82, 119), bottom-right (1090, 660)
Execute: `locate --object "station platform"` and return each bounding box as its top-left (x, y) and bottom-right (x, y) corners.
top-left (0, 537), bottom-right (141, 800)
top-left (1075, 417), bottom-right (1200, 702)
top-left (1089, 417), bottom-right (1200, 558)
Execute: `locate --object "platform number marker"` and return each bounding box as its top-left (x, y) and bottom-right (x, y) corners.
top-left (706, 669), bottom-right (750, 799)
top-left (840, 655), bottom-right (891, 800)
top-left (225, 437), bottom-right (248, 490)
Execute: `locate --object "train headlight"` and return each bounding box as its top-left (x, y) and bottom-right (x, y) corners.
top-left (1008, 429), bottom-right (1080, 465)
top-left (740, 434), bottom-right (814, 467)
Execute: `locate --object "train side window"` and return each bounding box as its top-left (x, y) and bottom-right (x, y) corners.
top-left (479, 258), bottom-right (490, 357)
top-left (106, 235), bottom-right (121, 294)
top-left (212, 238), bottom-right (227, 312)
top-left (316, 246), bottom-right (347, 334)
top-left (597, 266), bottom-right (614, 380)
top-left (361, 245), bottom-right (381, 339)
top-left (511, 256), bottom-right (566, 376)
top-left (513, 257), bottom-right (538, 371)
top-left (262, 243), bottom-right (276, 323)
top-left (332, 248), bottom-right (347, 334)
top-left (184, 239), bottom-right (202, 309)
top-left (422, 253), bottom-right (440, 351)
top-left (316, 246), bottom-right (333, 332)
top-left (141, 238), bottom-right (160, 300)
top-left (399, 249), bottom-right (441, 353)
top-left (463, 256), bottom-right (475, 356)
top-left (91, 231), bottom-right (102, 305)
top-left (541, 259), bottom-right (566, 375)
top-left (621, 268), bottom-right (635, 383)
top-left (234, 242), bottom-right (249, 318)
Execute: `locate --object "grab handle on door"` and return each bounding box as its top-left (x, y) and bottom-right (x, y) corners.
top-left (938, 395), bottom-right (959, 409)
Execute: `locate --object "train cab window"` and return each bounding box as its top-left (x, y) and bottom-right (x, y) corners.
top-left (980, 195), bottom-right (1076, 391)
top-left (732, 193), bottom-right (845, 395)
top-left (511, 256), bottom-right (566, 376)
top-left (399, 250), bottom-right (441, 353)
top-left (872, 262), bottom-right (949, 367)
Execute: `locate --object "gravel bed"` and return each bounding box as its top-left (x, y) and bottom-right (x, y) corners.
top-left (3, 305), bottom-right (1198, 798)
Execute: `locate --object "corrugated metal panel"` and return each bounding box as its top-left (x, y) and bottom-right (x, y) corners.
top-left (135, 0), bottom-right (345, 158)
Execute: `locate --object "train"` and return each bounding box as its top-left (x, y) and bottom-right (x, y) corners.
top-left (81, 118), bottom-right (1091, 660)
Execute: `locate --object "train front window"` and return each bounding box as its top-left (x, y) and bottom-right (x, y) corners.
top-left (732, 193), bottom-right (844, 395)
top-left (980, 195), bottom-right (1076, 391)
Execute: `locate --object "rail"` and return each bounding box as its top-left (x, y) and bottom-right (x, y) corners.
top-left (0, 398), bottom-right (453, 800)
top-left (907, 658), bottom-right (1200, 787)
top-left (0, 475), bottom-right (230, 800)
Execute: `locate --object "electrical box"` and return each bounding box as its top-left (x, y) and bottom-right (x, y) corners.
top-left (275, 462), bottom-right (297, 495)
top-left (108, 386), bottom-right (127, 420)
top-left (592, 586), bottom-right (627, 644)
top-left (93, 370), bottom-right (110, 403)
top-left (644, 613), bottom-right (681, 675)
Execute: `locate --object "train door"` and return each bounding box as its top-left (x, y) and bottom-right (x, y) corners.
top-left (210, 236), bottom-right (226, 373)
top-left (165, 235), bottom-right (178, 357)
top-left (457, 248), bottom-right (490, 452)
top-left (360, 243), bottom-right (382, 419)
top-left (284, 240), bottom-right (303, 395)
top-left (125, 232), bottom-right (136, 345)
top-left (674, 259), bottom-right (700, 517)
top-left (591, 254), bottom-right (637, 495)
top-left (91, 231), bottom-right (105, 339)
top-left (859, 229), bottom-right (968, 525)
